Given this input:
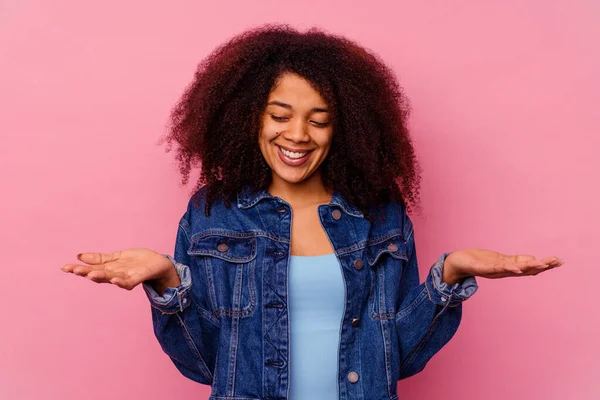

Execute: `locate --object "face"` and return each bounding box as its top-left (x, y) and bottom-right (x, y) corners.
top-left (258, 72), bottom-right (334, 187)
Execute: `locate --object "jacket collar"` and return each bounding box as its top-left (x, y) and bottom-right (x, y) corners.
top-left (236, 184), bottom-right (364, 218)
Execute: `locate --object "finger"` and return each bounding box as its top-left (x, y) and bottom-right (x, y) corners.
top-left (550, 258), bottom-right (565, 267)
top-left (523, 259), bottom-right (565, 275)
top-left (472, 251), bottom-right (532, 274)
top-left (514, 261), bottom-right (565, 277)
top-left (110, 272), bottom-right (145, 291)
top-left (61, 263), bottom-right (79, 273)
top-left (474, 259), bottom-right (524, 275)
top-left (80, 263), bottom-right (115, 272)
top-left (512, 257), bottom-right (552, 269)
top-left (500, 252), bottom-right (535, 262)
top-left (495, 254), bottom-right (534, 274)
top-left (540, 256), bottom-right (563, 266)
top-left (72, 265), bottom-right (93, 276)
top-left (61, 263), bottom-right (105, 273)
top-left (514, 266), bottom-right (548, 277)
top-left (510, 254), bottom-right (537, 274)
top-left (475, 250), bottom-right (535, 262)
top-left (480, 269), bottom-right (526, 279)
top-left (71, 264), bottom-right (113, 275)
top-left (484, 250), bottom-right (548, 263)
top-left (484, 259), bottom-right (563, 279)
top-left (76, 251), bottom-right (121, 265)
top-left (87, 269), bottom-right (128, 283)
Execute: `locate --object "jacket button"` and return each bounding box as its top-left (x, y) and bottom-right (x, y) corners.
top-left (387, 243), bottom-right (398, 252)
top-left (332, 209), bottom-right (342, 220)
top-left (353, 259), bottom-right (363, 270)
top-left (347, 371), bottom-right (359, 383)
top-left (217, 243), bottom-right (228, 252)
top-left (351, 317), bottom-right (360, 327)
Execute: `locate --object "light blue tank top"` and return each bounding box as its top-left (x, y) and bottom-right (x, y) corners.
top-left (288, 253), bottom-right (345, 399)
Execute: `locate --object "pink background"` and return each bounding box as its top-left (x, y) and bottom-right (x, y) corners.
top-left (1, 1), bottom-right (598, 399)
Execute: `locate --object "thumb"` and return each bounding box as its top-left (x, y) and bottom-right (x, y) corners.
top-left (77, 251), bottom-right (121, 265)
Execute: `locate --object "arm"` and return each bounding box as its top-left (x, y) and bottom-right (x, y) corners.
top-left (395, 212), bottom-right (478, 380)
top-left (141, 204), bottom-right (219, 385)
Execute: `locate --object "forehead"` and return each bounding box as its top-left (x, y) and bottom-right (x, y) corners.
top-left (268, 72), bottom-right (327, 106)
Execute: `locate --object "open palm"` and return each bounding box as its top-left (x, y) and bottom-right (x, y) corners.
top-left (445, 248), bottom-right (564, 281)
top-left (61, 248), bottom-right (174, 290)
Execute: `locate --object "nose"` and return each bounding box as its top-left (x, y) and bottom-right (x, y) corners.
top-left (283, 118), bottom-right (310, 143)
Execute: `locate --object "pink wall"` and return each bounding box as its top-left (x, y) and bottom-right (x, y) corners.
top-left (1, 1), bottom-right (598, 399)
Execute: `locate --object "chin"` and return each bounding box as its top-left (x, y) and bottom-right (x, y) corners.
top-left (274, 172), bottom-right (308, 184)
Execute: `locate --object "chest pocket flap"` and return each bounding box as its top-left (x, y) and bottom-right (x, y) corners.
top-left (187, 233), bottom-right (257, 318)
top-left (188, 234), bottom-right (257, 263)
top-left (366, 233), bottom-right (409, 319)
top-left (366, 233), bottom-right (408, 267)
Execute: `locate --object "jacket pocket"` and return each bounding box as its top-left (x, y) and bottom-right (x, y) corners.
top-left (366, 233), bottom-right (408, 319)
top-left (188, 233), bottom-right (257, 318)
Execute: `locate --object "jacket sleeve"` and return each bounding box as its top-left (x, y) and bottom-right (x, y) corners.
top-left (141, 203), bottom-right (219, 385)
top-left (395, 211), bottom-right (478, 380)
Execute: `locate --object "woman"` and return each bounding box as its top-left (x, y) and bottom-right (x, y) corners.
top-left (61, 25), bottom-right (564, 400)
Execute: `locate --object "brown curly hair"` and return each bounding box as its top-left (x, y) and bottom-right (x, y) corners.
top-left (158, 23), bottom-right (422, 220)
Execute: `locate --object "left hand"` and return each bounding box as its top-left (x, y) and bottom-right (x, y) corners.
top-left (442, 248), bottom-right (565, 285)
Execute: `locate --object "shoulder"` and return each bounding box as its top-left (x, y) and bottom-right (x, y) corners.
top-left (366, 195), bottom-right (408, 223)
top-left (185, 185), bottom-right (236, 217)
top-left (183, 185), bottom-right (251, 236)
top-left (366, 196), bottom-right (414, 241)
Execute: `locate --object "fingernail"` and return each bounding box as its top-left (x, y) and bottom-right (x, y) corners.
top-left (513, 269), bottom-right (523, 274)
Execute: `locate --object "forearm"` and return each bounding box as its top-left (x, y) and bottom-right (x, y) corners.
top-left (396, 253), bottom-right (478, 379)
top-left (142, 255), bottom-right (216, 384)
top-left (397, 292), bottom-right (463, 379)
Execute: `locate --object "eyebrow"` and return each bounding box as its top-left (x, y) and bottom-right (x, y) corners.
top-left (267, 100), bottom-right (329, 113)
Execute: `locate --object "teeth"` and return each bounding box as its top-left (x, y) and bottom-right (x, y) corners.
top-left (280, 146), bottom-right (308, 159)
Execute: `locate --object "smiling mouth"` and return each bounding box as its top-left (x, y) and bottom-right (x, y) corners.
top-left (276, 144), bottom-right (313, 166)
top-left (277, 145), bottom-right (312, 159)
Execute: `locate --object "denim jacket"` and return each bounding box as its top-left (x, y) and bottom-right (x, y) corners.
top-left (142, 185), bottom-right (478, 400)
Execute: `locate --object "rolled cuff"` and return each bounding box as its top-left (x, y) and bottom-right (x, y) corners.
top-left (425, 252), bottom-right (478, 307)
top-left (142, 254), bottom-right (192, 313)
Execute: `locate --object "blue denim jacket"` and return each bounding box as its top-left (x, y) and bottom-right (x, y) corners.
top-left (142, 185), bottom-right (478, 400)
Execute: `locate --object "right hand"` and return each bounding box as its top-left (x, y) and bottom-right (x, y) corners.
top-left (61, 248), bottom-right (177, 291)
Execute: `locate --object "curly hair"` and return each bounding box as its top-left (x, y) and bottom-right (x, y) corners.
top-left (159, 23), bottom-right (422, 220)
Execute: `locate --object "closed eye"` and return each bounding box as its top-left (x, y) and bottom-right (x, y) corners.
top-left (270, 114), bottom-right (329, 127)
top-left (270, 115), bottom-right (288, 122)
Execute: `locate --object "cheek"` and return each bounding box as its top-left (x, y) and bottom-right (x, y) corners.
top-left (259, 120), bottom-right (279, 142)
top-left (316, 131), bottom-right (334, 151)
top-left (258, 128), bottom-right (276, 159)
top-left (257, 132), bottom-right (269, 157)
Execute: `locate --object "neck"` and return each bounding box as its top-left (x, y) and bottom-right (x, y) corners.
top-left (268, 171), bottom-right (333, 209)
